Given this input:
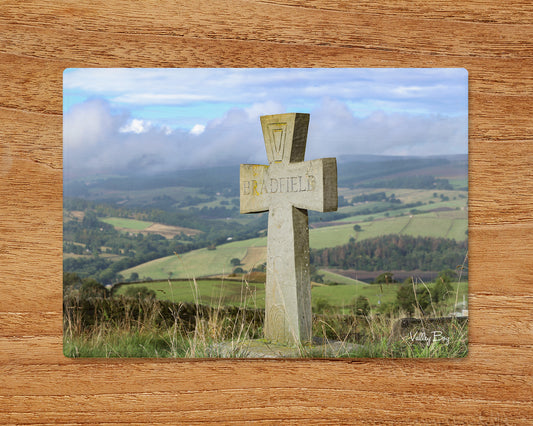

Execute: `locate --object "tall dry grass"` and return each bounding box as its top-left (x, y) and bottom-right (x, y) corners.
top-left (64, 269), bottom-right (467, 358)
top-left (63, 276), bottom-right (264, 358)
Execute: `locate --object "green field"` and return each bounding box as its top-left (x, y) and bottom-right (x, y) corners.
top-left (337, 198), bottom-right (466, 223)
top-left (318, 269), bottom-right (369, 286)
top-left (121, 245), bottom-right (249, 280)
top-left (314, 280), bottom-right (469, 311)
top-left (310, 211), bottom-right (467, 249)
top-left (225, 210), bottom-right (466, 251)
top-left (446, 217), bottom-right (469, 241)
top-left (447, 178), bottom-right (468, 189)
top-left (312, 282), bottom-right (398, 308)
top-left (309, 223), bottom-right (362, 249)
top-left (116, 279), bottom-right (468, 313)
top-left (100, 217), bottom-right (154, 230)
top-left (115, 279), bottom-right (265, 308)
top-left (338, 188), bottom-right (466, 209)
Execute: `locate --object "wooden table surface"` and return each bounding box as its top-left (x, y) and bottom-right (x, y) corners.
top-left (1, 1), bottom-right (531, 424)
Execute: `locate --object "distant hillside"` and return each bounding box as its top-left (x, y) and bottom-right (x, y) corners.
top-left (64, 165), bottom-right (239, 198)
top-left (65, 154), bottom-right (467, 203)
top-left (64, 154), bottom-right (468, 285)
top-left (337, 156), bottom-right (463, 188)
top-left (121, 210), bottom-right (467, 281)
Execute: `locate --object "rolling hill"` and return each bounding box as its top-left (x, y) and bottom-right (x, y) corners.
top-left (121, 209), bottom-right (467, 281)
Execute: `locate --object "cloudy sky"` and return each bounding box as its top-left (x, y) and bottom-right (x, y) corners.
top-left (63, 68), bottom-right (467, 177)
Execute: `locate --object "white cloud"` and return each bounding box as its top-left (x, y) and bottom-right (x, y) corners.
top-left (245, 101), bottom-right (285, 120)
top-left (63, 99), bottom-right (118, 149)
top-left (63, 67), bottom-right (468, 179)
top-left (189, 124), bottom-right (205, 135)
top-left (64, 96), bottom-right (466, 180)
top-left (305, 98), bottom-right (467, 159)
top-left (119, 118), bottom-right (151, 134)
top-left (64, 99), bottom-right (263, 177)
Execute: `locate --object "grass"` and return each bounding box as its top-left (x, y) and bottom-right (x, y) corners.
top-left (401, 216), bottom-right (454, 238)
top-left (337, 202), bottom-right (466, 223)
top-left (341, 311), bottom-right (468, 358)
top-left (64, 291), bottom-right (467, 359)
top-left (337, 193), bottom-right (466, 221)
top-left (239, 246), bottom-right (267, 271)
top-left (116, 279), bottom-right (266, 308)
top-left (66, 258), bottom-right (468, 359)
top-left (313, 282), bottom-right (398, 308)
top-left (447, 178), bottom-right (468, 189)
top-left (309, 211), bottom-right (467, 250)
top-left (339, 188), bottom-right (466, 209)
top-left (315, 280), bottom-right (467, 314)
top-left (446, 218), bottom-right (469, 241)
top-left (64, 328), bottom-right (186, 358)
top-left (121, 245), bottom-right (249, 280)
top-left (116, 278), bottom-right (372, 310)
top-left (115, 277), bottom-right (468, 317)
top-left (100, 217), bottom-right (154, 230)
top-left (309, 223), bottom-right (362, 249)
top-left (64, 276), bottom-right (264, 358)
top-left (318, 269), bottom-right (369, 286)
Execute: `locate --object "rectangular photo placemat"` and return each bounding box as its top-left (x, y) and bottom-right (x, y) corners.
top-left (63, 68), bottom-right (468, 358)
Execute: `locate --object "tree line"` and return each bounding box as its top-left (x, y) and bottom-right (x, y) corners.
top-left (310, 235), bottom-right (467, 272)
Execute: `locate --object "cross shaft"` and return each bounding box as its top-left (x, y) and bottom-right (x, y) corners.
top-left (240, 113), bottom-right (337, 344)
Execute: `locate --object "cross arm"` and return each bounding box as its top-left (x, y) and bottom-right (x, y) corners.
top-left (240, 164), bottom-right (270, 213)
top-left (240, 158), bottom-right (338, 214)
top-left (280, 157), bottom-right (338, 213)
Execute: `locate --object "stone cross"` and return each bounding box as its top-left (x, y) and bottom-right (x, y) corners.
top-left (240, 113), bottom-right (337, 344)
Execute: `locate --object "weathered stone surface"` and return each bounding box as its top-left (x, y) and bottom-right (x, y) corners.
top-left (240, 113), bottom-right (338, 344)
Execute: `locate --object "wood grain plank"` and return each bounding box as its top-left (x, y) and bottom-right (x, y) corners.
top-left (255, 0), bottom-right (533, 24)
top-left (0, 312), bottom-right (61, 337)
top-left (1, 1), bottom-right (531, 58)
top-left (1, 345), bottom-right (531, 394)
top-left (0, 0), bottom-right (531, 423)
top-left (1, 407), bottom-right (528, 425)
top-left (1, 28), bottom-right (533, 97)
top-left (1, 394), bottom-right (531, 424)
